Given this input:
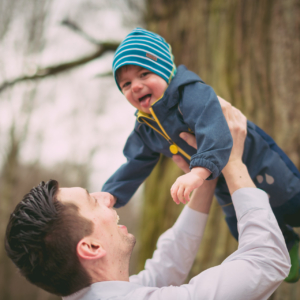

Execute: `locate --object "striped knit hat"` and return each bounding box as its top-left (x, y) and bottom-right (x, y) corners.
top-left (112, 28), bottom-right (177, 91)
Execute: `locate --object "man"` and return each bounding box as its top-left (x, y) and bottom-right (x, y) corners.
top-left (5, 101), bottom-right (290, 299)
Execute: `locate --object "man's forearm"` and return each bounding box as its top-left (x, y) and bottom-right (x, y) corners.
top-left (222, 161), bottom-right (255, 195)
top-left (188, 178), bottom-right (217, 214)
top-left (130, 205), bottom-right (208, 287)
top-left (130, 174), bottom-right (216, 288)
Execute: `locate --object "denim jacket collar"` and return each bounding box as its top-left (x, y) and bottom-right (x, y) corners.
top-left (135, 65), bottom-right (204, 119)
top-left (162, 65), bottom-right (204, 109)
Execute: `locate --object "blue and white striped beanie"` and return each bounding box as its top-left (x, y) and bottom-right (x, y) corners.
top-left (113, 28), bottom-right (177, 91)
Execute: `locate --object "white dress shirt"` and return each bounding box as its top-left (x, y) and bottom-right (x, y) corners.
top-left (64, 188), bottom-right (290, 300)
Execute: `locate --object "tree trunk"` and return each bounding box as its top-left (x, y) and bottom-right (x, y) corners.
top-left (138, 0), bottom-right (300, 298)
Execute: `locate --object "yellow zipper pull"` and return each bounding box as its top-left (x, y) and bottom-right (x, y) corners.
top-left (142, 108), bottom-right (192, 161)
top-left (169, 144), bottom-right (178, 154)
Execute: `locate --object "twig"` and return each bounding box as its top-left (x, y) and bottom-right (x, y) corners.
top-left (61, 19), bottom-right (101, 45)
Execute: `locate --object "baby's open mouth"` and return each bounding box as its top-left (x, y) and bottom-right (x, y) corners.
top-left (139, 94), bottom-right (151, 102)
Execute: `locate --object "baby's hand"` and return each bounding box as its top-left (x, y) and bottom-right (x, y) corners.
top-left (170, 167), bottom-right (211, 204)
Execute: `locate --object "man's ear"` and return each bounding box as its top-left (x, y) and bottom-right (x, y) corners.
top-left (77, 237), bottom-right (106, 260)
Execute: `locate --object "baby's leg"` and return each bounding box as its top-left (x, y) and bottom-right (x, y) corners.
top-left (224, 215), bottom-right (238, 240)
top-left (245, 124), bottom-right (300, 245)
top-left (277, 192), bottom-right (300, 228)
top-left (216, 176), bottom-right (300, 283)
top-left (272, 205), bottom-right (300, 250)
top-left (243, 125), bottom-right (300, 282)
top-left (272, 192), bottom-right (300, 250)
top-left (215, 175), bottom-right (238, 240)
top-left (216, 181), bottom-right (300, 248)
top-left (273, 203), bottom-right (300, 283)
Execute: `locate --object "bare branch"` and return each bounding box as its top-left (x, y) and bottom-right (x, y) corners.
top-left (95, 71), bottom-right (113, 78)
top-left (61, 19), bottom-right (101, 45)
top-left (0, 42), bottom-right (119, 93)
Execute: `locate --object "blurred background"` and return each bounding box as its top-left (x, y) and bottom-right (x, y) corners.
top-left (0, 0), bottom-right (299, 299)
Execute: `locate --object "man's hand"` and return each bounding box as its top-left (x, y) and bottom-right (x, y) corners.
top-left (216, 95), bottom-right (247, 164)
top-left (172, 155), bottom-right (190, 173)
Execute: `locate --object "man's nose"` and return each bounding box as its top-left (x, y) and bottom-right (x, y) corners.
top-left (101, 193), bottom-right (112, 207)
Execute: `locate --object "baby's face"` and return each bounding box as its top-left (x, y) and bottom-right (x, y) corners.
top-left (117, 65), bottom-right (168, 114)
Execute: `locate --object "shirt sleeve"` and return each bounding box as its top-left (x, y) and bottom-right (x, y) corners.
top-left (129, 206), bottom-right (208, 287)
top-left (102, 129), bottom-right (160, 208)
top-left (179, 82), bottom-right (233, 179)
top-left (135, 188), bottom-right (290, 300)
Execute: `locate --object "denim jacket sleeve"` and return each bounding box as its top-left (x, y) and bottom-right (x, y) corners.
top-left (179, 82), bottom-right (233, 179)
top-left (101, 129), bottom-right (160, 208)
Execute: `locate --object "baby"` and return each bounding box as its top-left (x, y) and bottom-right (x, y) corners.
top-left (101, 28), bottom-right (300, 282)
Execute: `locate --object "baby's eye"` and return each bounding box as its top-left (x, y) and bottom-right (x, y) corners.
top-left (122, 81), bottom-right (130, 89)
top-left (141, 72), bottom-right (150, 78)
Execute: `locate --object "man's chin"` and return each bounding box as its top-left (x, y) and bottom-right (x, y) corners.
top-left (125, 233), bottom-right (136, 250)
top-left (128, 235), bottom-right (136, 260)
top-left (128, 233), bottom-right (136, 245)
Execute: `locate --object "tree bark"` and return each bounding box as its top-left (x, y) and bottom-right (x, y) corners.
top-left (138, 0), bottom-right (300, 298)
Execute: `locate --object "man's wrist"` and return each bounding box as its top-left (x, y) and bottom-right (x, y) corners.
top-left (188, 178), bottom-right (217, 214)
top-left (222, 160), bottom-right (256, 195)
top-left (223, 159), bottom-right (245, 176)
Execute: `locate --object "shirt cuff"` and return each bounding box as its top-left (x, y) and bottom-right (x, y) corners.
top-left (173, 205), bottom-right (208, 237)
top-left (232, 188), bottom-right (270, 221)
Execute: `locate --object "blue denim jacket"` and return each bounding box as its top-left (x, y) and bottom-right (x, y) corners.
top-left (103, 65), bottom-right (233, 207)
top-left (102, 65), bottom-right (300, 211)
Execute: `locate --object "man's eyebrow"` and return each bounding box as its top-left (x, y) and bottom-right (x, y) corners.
top-left (85, 189), bottom-right (97, 204)
top-left (84, 189), bottom-right (92, 202)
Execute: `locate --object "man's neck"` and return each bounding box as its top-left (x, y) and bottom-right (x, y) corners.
top-left (87, 256), bottom-right (130, 283)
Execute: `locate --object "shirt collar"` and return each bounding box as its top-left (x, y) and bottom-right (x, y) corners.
top-left (63, 281), bottom-right (142, 300)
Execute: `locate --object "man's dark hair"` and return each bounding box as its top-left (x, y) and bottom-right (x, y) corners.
top-left (5, 180), bottom-right (94, 296)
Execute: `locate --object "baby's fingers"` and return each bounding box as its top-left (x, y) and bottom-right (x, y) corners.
top-left (184, 187), bottom-right (193, 202)
top-left (177, 186), bottom-right (186, 204)
top-left (171, 184), bottom-right (180, 205)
